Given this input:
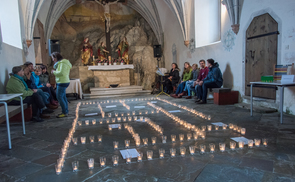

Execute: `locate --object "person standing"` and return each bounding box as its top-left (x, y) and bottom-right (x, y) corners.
top-left (51, 52), bottom-right (72, 118)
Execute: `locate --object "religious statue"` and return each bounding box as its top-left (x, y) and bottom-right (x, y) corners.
top-left (95, 0), bottom-right (119, 33)
top-left (97, 42), bottom-right (109, 61)
top-left (116, 37), bottom-right (129, 64)
top-left (81, 38), bottom-right (93, 65)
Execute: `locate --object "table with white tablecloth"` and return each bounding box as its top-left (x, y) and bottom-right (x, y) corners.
top-left (66, 79), bottom-right (83, 99)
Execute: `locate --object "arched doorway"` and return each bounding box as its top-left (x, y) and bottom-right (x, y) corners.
top-left (245, 13), bottom-right (278, 99)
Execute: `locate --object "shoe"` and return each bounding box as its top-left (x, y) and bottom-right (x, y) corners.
top-left (56, 113), bottom-right (68, 118)
top-left (197, 100), bottom-right (207, 104)
top-left (40, 114), bottom-right (50, 119)
top-left (177, 95), bottom-right (182, 98)
top-left (195, 99), bottom-right (201, 103)
top-left (32, 116), bottom-right (44, 122)
top-left (43, 108), bottom-right (54, 114)
top-left (170, 94), bottom-right (177, 97)
top-left (178, 91), bottom-right (187, 96)
top-left (51, 100), bottom-right (59, 106)
top-left (46, 104), bottom-right (58, 109)
top-left (186, 96), bottom-right (192, 99)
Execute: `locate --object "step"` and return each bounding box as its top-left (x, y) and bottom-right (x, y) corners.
top-left (90, 86), bottom-right (143, 92)
top-left (235, 103), bottom-right (277, 113)
top-left (83, 90), bottom-right (151, 99)
top-left (91, 89), bottom-right (145, 96)
top-left (242, 95), bottom-right (278, 110)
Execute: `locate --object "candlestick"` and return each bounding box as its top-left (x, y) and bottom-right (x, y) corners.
top-left (100, 157), bottom-right (106, 167)
top-left (87, 158), bottom-right (94, 169)
top-left (209, 143), bottom-right (215, 153)
top-left (230, 141), bottom-right (236, 150)
top-left (159, 148), bottom-right (165, 159)
top-left (112, 155), bottom-right (119, 166)
top-left (189, 146), bottom-right (195, 155)
top-left (125, 139), bottom-right (130, 148)
top-left (89, 136), bottom-right (95, 143)
top-left (180, 147), bottom-right (186, 157)
top-left (72, 161), bottom-right (79, 172)
top-left (81, 137), bottom-right (86, 144)
top-left (219, 143), bottom-right (225, 152)
top-left (200, 144), bottom-right (206, 154)
top-left (151, 137), bottom-right (156, 145)
top-left (97, 135), bottom-right (102, 143)
top-left (113, 141), bottom-right (119, 150)
top-left (171, 135), bottom-right (176, 143)
top-left (254, 139), bottom-right (261, 147)
top-left (262, 138), bottom-right (268, 147)
top-left (170, 148), bottom-right (176, 158)
top-left (147, 150), bottom-right (153, 160)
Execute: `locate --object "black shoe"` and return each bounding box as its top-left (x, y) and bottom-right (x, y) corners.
top-left (32, 117), bottom-right (44, 122)
top-left (195, 99), bottom-right (201, 103)
top-left (197, 100), bottom-right (207, 104)
top-left (43, 108), bottom-right (54, 114)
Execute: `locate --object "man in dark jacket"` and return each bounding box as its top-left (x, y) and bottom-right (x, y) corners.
top-left (196, 59), bottom-right (223, 104)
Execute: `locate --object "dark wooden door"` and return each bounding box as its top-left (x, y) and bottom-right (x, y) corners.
top-left (245, 13), bottom-right (278, 99)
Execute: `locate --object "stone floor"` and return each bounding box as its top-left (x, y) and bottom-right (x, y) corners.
top-left (0, 95), bottom-right (295, 182)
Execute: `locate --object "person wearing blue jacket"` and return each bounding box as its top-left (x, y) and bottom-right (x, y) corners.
top-left (196, 59), bottom-right (223, 104)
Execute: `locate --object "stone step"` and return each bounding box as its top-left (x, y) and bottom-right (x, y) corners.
top-left (90, 86), bottom-right (143, 92)
top-left (234, 103), bottom-right (278, 113)
top-left (83, 90), bottom-right (151, 99)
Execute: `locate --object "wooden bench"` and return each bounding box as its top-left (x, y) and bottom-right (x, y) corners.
top-left (212, 88), bottom-right (239, 105)
top-left (0, 104), bottom-right (30, 124)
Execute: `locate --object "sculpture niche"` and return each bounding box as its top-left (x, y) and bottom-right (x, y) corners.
top-left (81, 38), bottom-right (93, 65)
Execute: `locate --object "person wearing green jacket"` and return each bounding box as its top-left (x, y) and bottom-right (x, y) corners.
top-left (171, 62), bottom-right (192, 98)
top-left (6, 66), bottom-right (49, 122)
top-left (51, 52), bottom-right (72, 118)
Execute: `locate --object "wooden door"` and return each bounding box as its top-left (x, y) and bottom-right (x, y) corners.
top-left (245, 13), bottom-right (278, 99)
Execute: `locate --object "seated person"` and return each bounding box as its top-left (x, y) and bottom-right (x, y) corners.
top-left (196, 59), bottom-right (223, 104)
top-left (6, 66), bottom-right (53, 122)
top-left (171, 62), bottom-right (192, 98)
top-left (35, 66), bottom-right (58, 106)
top-left (194, 59), bottom-right (209, 102)
top-left (164, 63), bottom-right (180, 94)
top-left (182, 63), bottom-right (200, 99)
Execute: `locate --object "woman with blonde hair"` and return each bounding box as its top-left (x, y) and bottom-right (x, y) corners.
top-left (171, 62), bottom-right (192, 98)
top-left (182, 63), bottom-right (200, 99)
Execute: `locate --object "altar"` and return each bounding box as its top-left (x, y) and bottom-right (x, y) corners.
top-left (88, 65), bottom-right (134, 88)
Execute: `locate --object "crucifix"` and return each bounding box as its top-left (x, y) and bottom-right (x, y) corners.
top-left (95, 0), bottom-right (120, 58)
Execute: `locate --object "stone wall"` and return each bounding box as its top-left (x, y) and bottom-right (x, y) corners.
top-left (93, 69), bottom-right (131, 88)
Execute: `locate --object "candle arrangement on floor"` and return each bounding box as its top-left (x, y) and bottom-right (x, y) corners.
top-left (145, 117), bottom-right (163, 135)
top-left (120, 100), bottom-right (130, 110)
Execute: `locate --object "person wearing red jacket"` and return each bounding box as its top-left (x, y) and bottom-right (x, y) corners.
top-left (194, 60), bottom-right (209, 101)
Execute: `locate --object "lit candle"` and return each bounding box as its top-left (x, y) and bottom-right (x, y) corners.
top-left (89, 136), bottom-right (95, 143)
top-left (92, 119), bottom-right (96, 125)
top-left (229, 123), bottom-right (233, 129)
top-left (189, 146), bottom-right (195, 155)
top-left (108, 125), bottom-right (112, 131)
top-left (187, 133), bottom-right (192, 141)
top-left (170, 148), bottom-right (176, 158)
top-left (237, 127), bottom-right (241, 133)
top-left (230, 141), bottom-right (236, 150)
top-left (121, 113), bottom-right (124, 117)
top-left (125, 139), bottom-right (130, 148)
top-left (180, 147), bottom-right (186, 157)
top-left (126, 155), bottom-right (131, 164)
top-left (133, 116), bottom-right (137, 121)
top-left (87, 158), bottom-right (94, 169)
top-left (151, 110), bottom-right (154, 114)
top-left (55, 165), bottom-right (62, 175)
top-left (193, 133), bottom-right (198, 141)
top-left (159, 148), bottom-right (165, 159)
top-left (162, 135), bottom-right (167, 143)
top-left (72, 137), bottom-right (78, 145)
top-left (254, 139), bottom-right (261, 147)
top-left (151, 137), bottom-right (156, 145)
top-left (219, 143), bottom-right (225, 152)
top-left (248, 139), bottom-right (253, 148)
top-left (81, 137), bottom-right (86, 144)
top-left (113, 141), bottom-right (118, 150)
top-left (171, 135), bottom-right (176, 143)
top-left (85, 120), bottom-right (90, 125)
top-left (209, 143), bottom-right (215, 153)
top-left (137, 152), bottom-right (143, 162)
top-left (72, 161), bottom-right (79, 172)
top-left (207, 125), bottom-right (212, 131)
top-left (215, 125), bottom-right (219, 131)
top-left (112, 118), bottom-right (116, 123)
top-left (106, 119), bottom-right (110, 124)
top-left (143, 138), bottom-right (148, 146)
top-left (115, 112), bottom-right (118, 117)
top-left (97, 135), bottom-right (102, 143)
top-left (147, 150), bottom-right (153, 160)
top-left (118, 124), bottom-right (122, 130)
top-left (239, 141), bottom-right (244, 149)
top-left (123, 117), bottom-right (127, 122)
top-left (262, 138), bottom-right (268, 147)
top-left (135, 139), bottom-right (141, 146)
top-left (241, 128), bottom-right (246, 135)
top-left (100, 157), bottom-right (106, 167)
top-left (78, 121), bottom-right (82, 126)
top-left (132, 111), bottom-right (136, 115)
top-left (179, 134), bottom-right (184, 142)
top-left (200, 144), bottom-right (206, 154)
top-left (108, 113), bottom-right (112, 118)
top-left (128, 116), bottom-right (132, 121)
top-left (112, 155), bottom-right (119, 166)
top-left (222, 124), bottom-right (227, 130)
top-left (201, 126), bottom-right (206, 131)
top-left (201, 132), bottom-right (206, 139)
top-left (140, 116), bottom-right (144, 121)
top-left (99, 119), bottom-right (103, 124)
top-left (139, 111), bottom-right (142, 115)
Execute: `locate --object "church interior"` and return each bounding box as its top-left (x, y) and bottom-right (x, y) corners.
top-left (0, 0), bottom-right (295, 181)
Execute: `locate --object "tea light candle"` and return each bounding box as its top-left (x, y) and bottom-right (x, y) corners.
top-left (118, 117), bottom-right (122, 122)
top-left (162, 135), bottom-right (167, 143)
top-left (209, 143), bottom-right (215, 153)
top-left (118, 124), bottom-right (122, 130)
top-left (125, 139), bottom-right (130, 148)
top-left (187, 133), bottom-right (192, 141)
top-left (207, 125), bottom-right (212, 131)
top-left (81, 137), bottom-right (86, 144)
top-left (222, 124), bottom-right (227, 130)
top-left (112, 155), bottom-right (119, 166)
top-left (126, 155), bottom-right (131, 164)
top-left (151, 137), bottom-right (156, 145)
top-left (241, 128), bottom-right (246, 135)
top-left (133, 116), bottom-right (137, 121)
top-left (121, 113), bottom-right (124, 117)
top-left (132, 111), bottom-right (136, 115)
top-left (254, 139), bottom-right (261, 147)
top-left (170, 148), bottom-right (176, 158)
top-left (193, 133), bottom-right (198, 140)
top-left (115, 112), bottom-right (118, 117)
top-left (248, 139), bottom-right (253, 148)
top-left (89, 136), bottom-right (95, 143)
top-left (99, 119), bottom-right (103, 124)
top-left (92, 119), bottom-right (96, 125)
top-left (87, 158), bottom-right (94, 169)
top-left (147, 150), bottom-right (153, 160)
top-left (72, 161), bottom-right (79, 172)
top-left (55, 165), bottom-right (62, 175)
top-left (229, 123), bottom-right (233, 129)
top-left (122, 117), bottom-right (127, 122)
top-left (201, 126), bottom-right (206, 131)
top-left (179, 134), bottom-right (184, 142)
top-left (262, 138), bottom-right (268, 147)
top-left (137, 152), bottom-right (143, 162)
top-left (230, 141), bottom-right (236, 150)
top-left (100, 157), bottom-right (106, 167)
top-left (200, 144), bottom-right (206, 154)
top-left (128, 116), bottom-right (132, 121)
top-left (113, 141), bottom-right (119, 150)
top-left (201, 132), bottom-right (206, 139)
top-left (78, 121), bottom-right (82, 126)
top-left (140, 116), bottom-right (144, 121)
top-left (159, 148), bottom-right (165, 158)
top-left (143, 138), bottom-right (148, 146)
top-left (106, 119), bottom-right (110, 124)
top-left (239, 141), bottom-right (244, 149)
top-left (97, 135), bottom-right (102, 142)
top-left (72, 137), bottom-right (78, 145)
top-left (219, 143), bottom-right (225, 152)
top-left (135, 139), bottom-right (141, 146)
top-left (189, 146), bottom-right (195, 155)
top-left (139, 111), bottom-right (142, 115)
top-left (171, 135), bottom-right (176, 143)
top-left (108, 113), bottom-right (112, 118)
top-left (180, 147), bottom-right (186, 157)
top-left (108, 125), bottom-right (112, 131)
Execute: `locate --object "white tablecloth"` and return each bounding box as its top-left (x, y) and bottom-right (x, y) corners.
top-left (88, 64), bottom-right (134, 70)
top-left (66, 79), bottom-right (83, 99)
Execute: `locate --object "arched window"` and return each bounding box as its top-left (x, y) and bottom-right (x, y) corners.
top-left (194, 0), bottom-right (221, 48)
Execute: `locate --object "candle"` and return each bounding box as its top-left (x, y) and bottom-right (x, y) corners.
top-left (215, 125), bottom-right (219, 131)
top-left (133, 116), bottom-right (137, 121)
top-left (239, 141), bottom-right (244, 149)
top-left (201, 126), bottom-right (206, 131)
top-left (193, 133), bottom-right (198, 141)
top-left (151, 137), bottom-right (156, 145)
top-left (139, 111), bottom-right (142, 115)
top-left (143, 138), bottom-right (148, 146)
top-left (170, 148), bottom-right (176, 158)
top-left (230, 141), bottom-right (236, 150)
top-left (99, 119), bottom-right (103, 124)
top-left (233, 125), bottom-right (237, 131)
top-left (128, 116), bottom-right (132, 121)
top-left (121, 113), bottom-right (124, 117)
top-left (113, 141), bottom-right (119, 150)
top-left (106, 119), bottom-right (110, 124)
top-left (125, 139), bottom-right (130, 148)
top-left (237, 127), bottom-right (241, 133)
top-left (179, 134), bottom-right (184, 142)
top-left (208, 115), bottom-right (211, 120)
top-left (81, 137), bottom-right (86, 144)
top-left (97, 135), bottom-right (102, 143)
top-left (108, 113), bottom-right (112, 118)
top-left (122, 117), bottom-right (127, 122)
top-left (187, 133), bottom-right (192, 141)
top-left (100, 157), bottom-right (106, 167)
top-left (209, 143), bottom-right (215, 153)
top-left (55, 164), bottom-right (62, 175)
top-left (241, 128), bottom-right (246, 135)
top-left (92, 119), bottom-right (96, 125)
top-left (219, 143), bottom-right (225, 152)
top-left (135, 139), bottom-right (141, 146)
top-left (254, 139), bottom-right (261, 147)
top-left (85, 120), bottom-right (89, 126)
top-left (147, 150), bottom-right (153, 160)
top-left (151, 110), bottom-right (154, 114)
top-left (87, 158), bottom-right (94, 169)
top-left (262, 138), bottom-right (268, 147)
top-left (72, 137), bottom-right (78, 145)
top-left (118, 124), bottom-right (122, 130)
top-left (118, 117), bottom-right (122, 122)
top-left (132, 111), bottom-right (136, 115)
top-left (189, 146), bottom-right (195, 155)
top-left (108, 125), bottom-right (112, 131)
top-left (229, 123), bottom-right (233, 129)
top-left (162, 135), bottom-right (167, 143)
top-left (115, 112), bottom-right (118, 117)
top-left (140, 116), bottom-right (144, 121)
top-left (200, 144), bottom-right (206, 154)
top-left (112, 155), bottom-right (119, 166)
top-left (89, 136), bottom-right (95, 143)
top-left (126, 155), bottom-right (131, 164)
top-left (171, 135), bottom-right (176, 143)
top-left (207, 125), bottom-right (212, 132)
top-left (72, 161), bottom-right (79, 172)
top-left (112, 118), bottom-right (116, 123)
top-left (248, 139), bottom-right (253, 148)
top-left (78, 121), bottom-right (82, 126)
top-left (137, 152), bottom-right (143, 162)
top-left (159, 148), bottom-right (165, 159)
top-left (201, 132), bottom-right (206, 139)
top-left (180, 147), bottom-right (186, 157)
top-left (222, 124), bottom-right (227, 130)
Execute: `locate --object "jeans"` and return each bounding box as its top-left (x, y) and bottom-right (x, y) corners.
top-left (197, 82), bottom-right (221, 102)
top-left (175, 81), bottom-right (186, 95)
top-left (37, 89), bottom-right (50, 104)
top-left (56, 83), bottom-right (70, 114)
top-left (40, 86), bottom-right (57, 102)
top-left (183, 81), bottom-right (195, 96)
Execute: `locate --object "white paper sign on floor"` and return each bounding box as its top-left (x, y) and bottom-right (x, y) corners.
top-left (151, 101), bottom-right (157, 103)
top-left (212, 122), bottom-right (227, 126)
top-left (134, 106), bottom-right (145, 108)
top-left (106, 105), bottom-right (117, 108)
top-left (85, 113), bottom-right (98, 116)
top-left (169, 110), bottom-right (181, 113)
top-left (231, 137), bottom-right (249, 145)
top-left (120, 149), bottom-right (139, 159)
top-left (136, 119), bottom-right (146, 122)
top-left (109, 124), bottom-right (121, 128)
